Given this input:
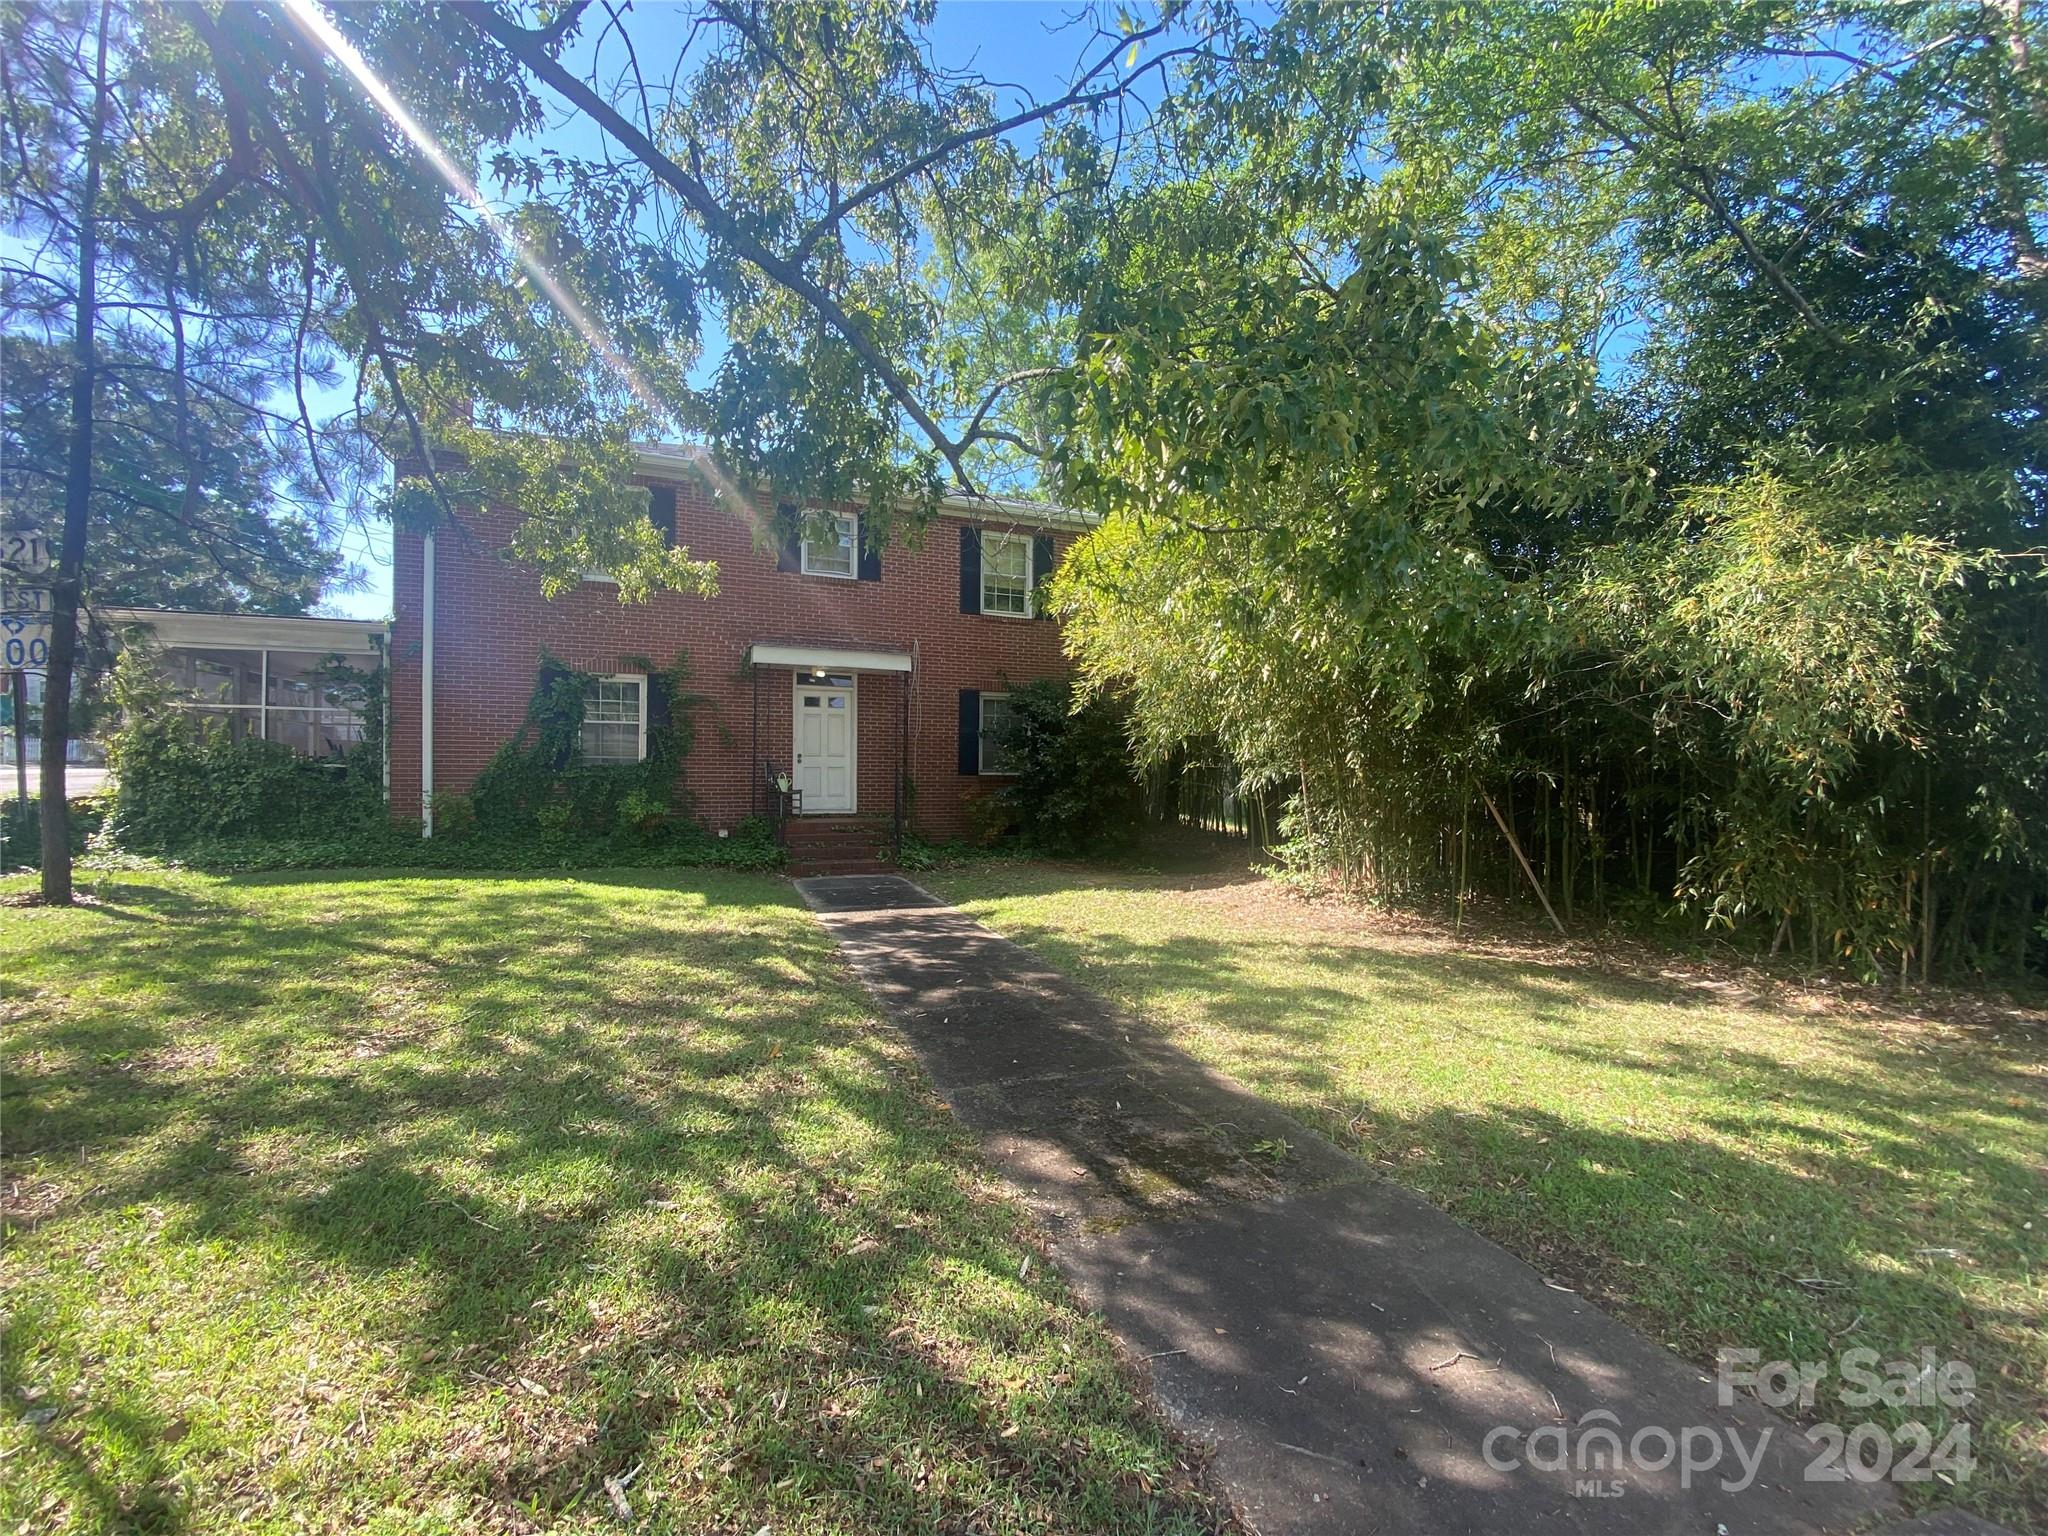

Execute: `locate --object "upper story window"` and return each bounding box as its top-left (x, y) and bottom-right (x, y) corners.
top-left (582, 674), bottom-right (647, 764)
top-left (583, 484), bottom-right (678, 585)
top-left (980, 532), bottom-right (1032, 617)
top-left (800, 512), bottom-right (858, 579)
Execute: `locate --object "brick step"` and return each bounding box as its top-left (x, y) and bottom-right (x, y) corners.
top-left (786, 822), bottom-right (894, 849)
top-left (789, 857), bottom-right (896, 877)
top-left (784, 816), bottom-right (897, 876)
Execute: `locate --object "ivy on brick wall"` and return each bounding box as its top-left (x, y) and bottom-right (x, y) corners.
top-left (463, 651), bottom-right (706, 840)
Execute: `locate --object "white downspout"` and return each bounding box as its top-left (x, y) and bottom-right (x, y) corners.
top-left (421, 531), bottom-right (435, 838)
top-left (379, 626), bottom-right (391, 803)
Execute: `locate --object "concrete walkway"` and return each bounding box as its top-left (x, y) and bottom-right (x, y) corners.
top-left (798, 874), bottom-right (1931, 1536)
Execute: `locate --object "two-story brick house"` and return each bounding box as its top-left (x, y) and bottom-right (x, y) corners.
top-left (387, 443), bottom-right (1090, 855)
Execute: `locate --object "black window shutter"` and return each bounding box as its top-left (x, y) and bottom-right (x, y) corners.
top-left (646, 671), bottom-right (671, 732)
top-left (857, 513), bottom-right (882, 582)
top-left (957, 689), bottom-right (981, 775)
top-left (648, 485), bottom-right (677, 546)
top-left (1032, 534), bottom-right (1055, 617)
top-left (775, 503), bottom-right (801, 572)
top-left (959, 525), bottom-right (980, 614)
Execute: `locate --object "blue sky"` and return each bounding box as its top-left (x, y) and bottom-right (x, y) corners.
top-left (322, 1), bottom-right (1105, 621)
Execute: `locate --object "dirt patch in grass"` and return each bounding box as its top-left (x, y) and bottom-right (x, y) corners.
top-left (1116, 858), bottom-right (2048, 1039)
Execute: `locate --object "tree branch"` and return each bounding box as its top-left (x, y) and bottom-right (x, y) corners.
top-left (959, 365), bottom-right (1061, 450)
top-left (786, 12), bottom-right (1178, 262)
top-left (1568, 93), bottom-right (1838, 340)
top-left (449, 0), bottom-right (982, 485)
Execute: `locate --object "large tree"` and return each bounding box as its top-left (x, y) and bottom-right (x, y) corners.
top-left (0, 334), bottom-right (354, 612)
top-left (1040, 0), bottom-right (2048, 978)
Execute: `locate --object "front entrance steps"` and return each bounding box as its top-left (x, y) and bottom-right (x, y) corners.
top-left (784, 813), bottom-right (897, 877)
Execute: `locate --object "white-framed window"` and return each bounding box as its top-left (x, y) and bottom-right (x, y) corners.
top-left (582, 674), bottom-right (647, 764)
top-left (980, 531), bottom-right (1031, 617)
top-left (160, 647), bottom-right (371, 757)
top-left (801, 511), bottom-right (858, 579)
top-left (978, 692), bottom-right (1017, 775)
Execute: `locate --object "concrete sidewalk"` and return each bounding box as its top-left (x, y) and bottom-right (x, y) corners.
top-left (798, 874), bottom-right (1934, 1536)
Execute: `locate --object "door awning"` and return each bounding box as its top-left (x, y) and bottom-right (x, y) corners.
top-left (747, 643), bottom-right (912, 674)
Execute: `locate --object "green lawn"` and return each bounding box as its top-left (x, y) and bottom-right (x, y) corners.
top-left (0, 868), bottom-right (1220, 1535)
top-left (932, 863), bottom-right (2048, 1532)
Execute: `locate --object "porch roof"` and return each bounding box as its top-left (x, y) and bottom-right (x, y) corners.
top-left (101, 606), bottom-right (386, 654)
top-left (747, 642), bottom-right (912, 674)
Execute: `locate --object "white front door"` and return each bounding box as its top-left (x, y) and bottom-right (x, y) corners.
top-left (792, 678), bottom-right (856, 812)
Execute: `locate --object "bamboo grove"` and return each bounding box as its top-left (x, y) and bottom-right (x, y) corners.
top-left (1039, 2), bottom-right (2047, 979)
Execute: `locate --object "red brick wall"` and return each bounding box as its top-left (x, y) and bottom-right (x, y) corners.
top-left (387, 477), bottom-right (1074, 841)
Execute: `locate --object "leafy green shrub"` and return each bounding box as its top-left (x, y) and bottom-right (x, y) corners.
top-left (86, 648), bottom-right (786, 877)
top-left (965, 789), bottom-right (1017, 847)
top-left (0, 794), bottom-right (106, 871)
top-left (986, 679), bottom-right (1143, 855)
top-left (119, 817), bottom-right (784, 875)
top-left (617, 788), bottom-right (665, 839)
top-left (103, 650), bottom-right (381, 849)
top-left (431, 791), bottom-right (478, 841)
top-left (730, 814), bottom-right (777, 846)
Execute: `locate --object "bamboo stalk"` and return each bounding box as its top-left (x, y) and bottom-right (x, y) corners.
top-left (1484, 791), bottom-right (1566, 937)
top-left (1920, 769), bottom-right (1934, 985)
top-left (1456, 790), bottom-right (1470, 936)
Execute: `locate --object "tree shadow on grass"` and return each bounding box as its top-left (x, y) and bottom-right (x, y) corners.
top-left (982, 906), bottom-right (2046, 1128)
top-left (955, 900), bottom-right (2047, 1528)
top-left (1, 872), bottom-right (1222, 1534)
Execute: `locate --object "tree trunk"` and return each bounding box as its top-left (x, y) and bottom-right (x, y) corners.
top-left (1455, 789), bottom-right (1470, 936)
top-left (40, 0), bottom-right (112, 906)
top-left (1919, 857), bottom-right (1935, 986)
top-left (1561, 756), bottom-right (1575, 923)
top-left (1989, 0), bottom-right (2046, 282)
top-left (1900, 871), bottom-right (1914, 985)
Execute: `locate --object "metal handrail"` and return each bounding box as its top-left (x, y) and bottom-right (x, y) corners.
top-left (762, 759), bottom-right (798, 843)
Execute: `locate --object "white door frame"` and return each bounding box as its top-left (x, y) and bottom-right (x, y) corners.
top-left (791, 673), bottom-right (858, 813)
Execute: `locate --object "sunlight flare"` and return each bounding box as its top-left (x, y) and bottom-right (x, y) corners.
top-left (276, 0), bottom-right (667, 420)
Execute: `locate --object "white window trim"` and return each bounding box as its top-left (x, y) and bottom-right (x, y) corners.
top-left (799, 511), bottom-right (860, 580)
top-left (978, 530), bottom-right (1034, 619)
top-left (978, 690), bottom-right (1018, 776)
top-left (583, 672), bottom-right (649, 765)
